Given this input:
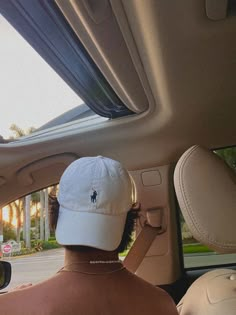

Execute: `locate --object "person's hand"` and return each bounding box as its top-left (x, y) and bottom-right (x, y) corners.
top-left (9, 283), bottom-right (33, 291)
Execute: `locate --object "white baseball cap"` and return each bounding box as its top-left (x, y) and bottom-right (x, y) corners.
top-left (56, 156), bottom-right (136, 251)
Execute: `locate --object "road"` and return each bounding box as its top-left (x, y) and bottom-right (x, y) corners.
top-left (4, 248), bottom-right (64, 290)
top-left (184, 252), bottom-right (236, 268)
top-left (3, 249), bottom-right (236, 290)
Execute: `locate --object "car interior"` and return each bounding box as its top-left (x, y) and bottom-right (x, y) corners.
top-left (0, 0), bottom-right (236, 310)
top-left (174, 145), bottom-right (236, 312)
top-left (0, 261), bottom-right (11, 292)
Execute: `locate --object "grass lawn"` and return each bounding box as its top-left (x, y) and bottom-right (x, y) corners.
top-left (183, 243), bottom-right (214, 254)
top-left (119, 249), bottom-right (129, 257)
top-left (119, 243), bottom-right (214, 258)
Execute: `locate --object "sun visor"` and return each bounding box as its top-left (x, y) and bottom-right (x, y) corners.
top-left (174, 145), bottom-right (236, 253)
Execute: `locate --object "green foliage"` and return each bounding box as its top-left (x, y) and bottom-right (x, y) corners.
top-left (30, 239), bottom-right (60, 250)
top-left (31, 191), bottom-right (40, 203)
top-left (31, 239), bottom-right (39, 248)
top-left (41, 240), bottom-right (61, 250)
top-left (20, 231), bottom-right (24, 241)
top-left (183, 244), bottom-right (214, 254)
top-left (3, 222), bottom-right (16, 242)
top-left (11, 248), bottom-right (36, 257)
top-left (215, 147), bottom-right (236, 169)
top-left (9, 124), bottom-right (25, 138)
top-left (48, 236), bottom-right (56, 241)
top-left (119, 249), bottom-right (129, 257)
top-left (9, 124), bottom-right (36, 139)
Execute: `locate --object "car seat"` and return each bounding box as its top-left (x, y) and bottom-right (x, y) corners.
top-left (174, 145), bottom-right (236, 315)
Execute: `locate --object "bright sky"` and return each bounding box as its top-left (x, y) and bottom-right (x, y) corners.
top-left (0, 14), bottom-right (83, 139)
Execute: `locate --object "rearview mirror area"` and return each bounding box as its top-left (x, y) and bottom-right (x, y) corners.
top-left (0, 261), bottom-right (11, 290)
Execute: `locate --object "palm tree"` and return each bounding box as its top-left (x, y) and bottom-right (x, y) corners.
top-left (9, 124), bottom-right (35, 139)
top-left (0, 208), bottom-right (3, 245)
top-left (8, 203), bottom-right (14, 227)
top-left (6, 201), bottom-right (23, 242)
top-left (13, 199), bottom-right (23, 242)
top-left (39, 190), bottom-right (45, 241)
top-left (44, 188), bottom-right (50, 241)
top-left (24, 195), bottom-right (31, 248)
top-left (31, 191), bottom-right (40, 240)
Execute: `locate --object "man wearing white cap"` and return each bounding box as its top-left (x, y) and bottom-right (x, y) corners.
top-left (0, 156), bottom-right (177, 315)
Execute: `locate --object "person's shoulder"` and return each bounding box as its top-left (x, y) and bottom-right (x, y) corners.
top-left (0, 285), bottom-right (44, 314)
top-left (143, 287), bottom-right (178, 315)
top-left (125, 272), bottom-right (178, 314)
top-left (0, 291), bottom-right (23, 315)
top-left (0, 290), bottom-right (20, 301)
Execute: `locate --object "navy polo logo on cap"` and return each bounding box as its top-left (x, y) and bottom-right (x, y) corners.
top-left (91, 190), bottom-right (97, 203)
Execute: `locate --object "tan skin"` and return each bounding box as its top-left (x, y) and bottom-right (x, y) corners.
top-left (0, 248), bottom-right (178, 315)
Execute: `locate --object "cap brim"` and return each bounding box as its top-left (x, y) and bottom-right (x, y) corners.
top-left (55, 206), bottom-right (127, 251)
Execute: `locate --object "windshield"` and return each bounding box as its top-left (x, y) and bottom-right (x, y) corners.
top-left (0, 14), bottom-right (83, 139)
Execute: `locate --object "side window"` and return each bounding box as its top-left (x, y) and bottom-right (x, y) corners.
top-left (181, 147), bottom-right (236, 269)
top-left (0, 186), bottom-right (63, 289)
top-left (0, 186), bottom-right (59, 257)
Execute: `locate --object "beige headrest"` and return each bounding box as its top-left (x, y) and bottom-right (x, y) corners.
top-left (178, 269), bottom-right (236, 315)
top-left (174, 145), bottom-right (236, 253)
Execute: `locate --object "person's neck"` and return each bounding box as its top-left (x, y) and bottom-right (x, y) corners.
top-left (64, 247), bottom-right (119, 266)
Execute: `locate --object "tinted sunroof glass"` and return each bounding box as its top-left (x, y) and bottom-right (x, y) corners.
top-left (0, 15), bottom-right (84, 139)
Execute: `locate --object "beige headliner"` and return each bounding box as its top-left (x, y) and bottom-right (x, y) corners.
top-left (0, 0), bottom-right (236, 206)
